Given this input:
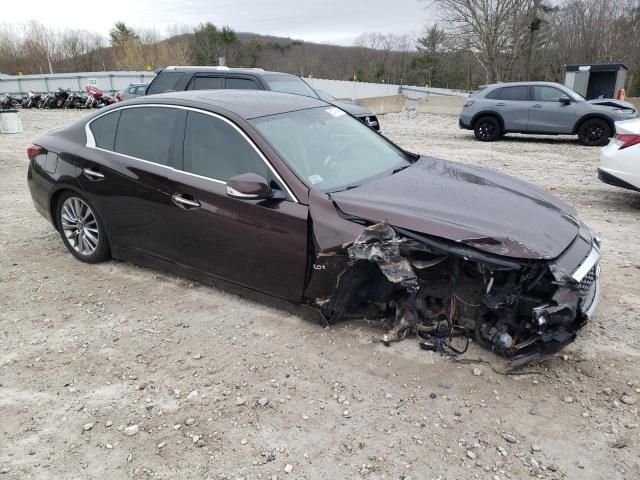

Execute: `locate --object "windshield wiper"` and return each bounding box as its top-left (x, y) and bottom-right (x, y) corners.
top-left (330, 184), bottom-right (360, 193)
top-left (392, 164), bottom-right (411, 174)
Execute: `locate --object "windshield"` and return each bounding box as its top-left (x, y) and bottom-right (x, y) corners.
top-left (263, 74), bottom-right (319, 98)
top-left (251, 106), bottom-right (411, 192)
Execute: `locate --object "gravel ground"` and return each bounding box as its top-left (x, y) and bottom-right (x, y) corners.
top-left (1, 109), bottom-right (639, 480)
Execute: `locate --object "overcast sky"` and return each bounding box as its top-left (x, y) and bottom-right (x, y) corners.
top-left (20, 0), bottom-right (433, 45)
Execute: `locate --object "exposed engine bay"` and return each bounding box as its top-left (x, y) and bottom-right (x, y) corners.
top-left (315, 221), bottom-right (600, 363)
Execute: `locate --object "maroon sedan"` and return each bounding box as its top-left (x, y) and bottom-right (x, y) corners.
top-left (27, 90), bottom-right (600, 361)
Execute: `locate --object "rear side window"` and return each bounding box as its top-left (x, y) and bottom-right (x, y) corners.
top-left (183, 111), bottom-right (272, 182)
top-left (191, 76), bottom-right (224, 90)
top-left (135, 86), bottom-right (147, 94)
top-left (147, 71), bottom-right (183, 94)
top-left (115, 107), bottom-right (179, 165)
top-left (226, 77), bottom-right (260, 90)
top-left (90, 111), bottom-right (120, 150)
top-left (494, 86), bottom-right (529, 101)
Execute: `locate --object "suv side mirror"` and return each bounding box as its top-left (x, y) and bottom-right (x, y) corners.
top-left (226, 173), bottom-right (272, 200)
top-left (559, 96), bottom-right (571, 105)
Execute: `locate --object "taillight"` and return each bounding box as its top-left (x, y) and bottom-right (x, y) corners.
top-left (463, 100), bottom-right (475, 107)
top-left (27, 143), bottom-right (46, 161)
top-left (614, 134), bottom-right (640, 150)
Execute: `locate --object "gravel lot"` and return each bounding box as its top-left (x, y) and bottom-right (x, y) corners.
top-left (1, 109), bottom-right (639, 480)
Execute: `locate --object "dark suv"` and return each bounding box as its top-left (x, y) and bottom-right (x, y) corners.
top-left (145, 66), bottom-right (380, 131)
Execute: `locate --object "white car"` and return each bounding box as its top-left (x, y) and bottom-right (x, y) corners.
top-left (599, 118), bottom-right (640, 192)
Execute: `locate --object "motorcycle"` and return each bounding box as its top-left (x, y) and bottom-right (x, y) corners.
top-left (38, 91), bottom-right (56, 108)
top-left (64, 92), bottom-right (87, 109)
top-left (21, 90), bottom-right (41, 109)
top-left (1, 93), bottom-right (21, 109)
top-left (53, 88), bottom-right (70, 108)
top-left (85, 85), bottom-right (115, 108)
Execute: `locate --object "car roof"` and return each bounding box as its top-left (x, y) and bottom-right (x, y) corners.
top-left (128, 89), bottom-right (329, 119)
top-left (159, 66), bottom-right (294, 77)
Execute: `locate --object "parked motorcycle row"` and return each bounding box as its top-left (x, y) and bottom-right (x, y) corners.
top-left (1, 85), bottom-right (118, 110)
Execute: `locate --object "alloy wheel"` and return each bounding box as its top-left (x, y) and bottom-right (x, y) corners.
top-left (61, 197), bottom-right (100, 256)
top-left (478, 121), bottom-right (496, 140)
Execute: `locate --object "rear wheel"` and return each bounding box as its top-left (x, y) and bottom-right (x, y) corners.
top-left (473, 116), bottom-right (501, 142)
top-left (578, 118), bottom-right (611, 146)
top-left (55, 192), bottom-right (110, 263)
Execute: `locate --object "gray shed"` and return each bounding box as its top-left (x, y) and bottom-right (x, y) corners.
top-left (564, 63), bottom-right (628, 100)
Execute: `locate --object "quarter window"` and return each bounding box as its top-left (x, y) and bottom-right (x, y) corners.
top-left (90, 111), bottom-right (120, 150)
top-left (183, 111), bottom-right (272, 183)
top-left (533, 86), bottom-right (565, 102)
top-left (114, 107), bottom-right (179, 166)
top-left (226, 77), bottom-right (259, 90)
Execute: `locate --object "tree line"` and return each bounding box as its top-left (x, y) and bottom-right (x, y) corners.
top-left (0, 0), bottom-right (639, 95)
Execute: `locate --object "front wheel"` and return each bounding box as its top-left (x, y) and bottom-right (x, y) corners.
top-left (56, 192), bottom-right (110, 263)
top-left (473, 116), bottom-right (502, 142)
top-left (578, 118), bottom-right (611, 146)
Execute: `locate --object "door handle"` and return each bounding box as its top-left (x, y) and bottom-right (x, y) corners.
top-left (171, 193), bottom-right (201, 209)
top-left (83, 167), bottom-right (104, 180)
top-left (532, 104), bottom-right (543, 108)
top-left (495, 102), bottom-right (506, 107)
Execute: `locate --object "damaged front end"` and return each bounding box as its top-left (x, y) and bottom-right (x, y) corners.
top-left (309, 220), bottom-right (600, 360)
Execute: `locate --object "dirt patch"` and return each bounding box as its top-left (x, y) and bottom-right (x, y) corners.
top-left (1, 109), bottom-right (639, 479)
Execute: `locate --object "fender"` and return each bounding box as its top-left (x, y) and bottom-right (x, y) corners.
top-left (573, 113), bottom-right (614, 135)
top-left (470, 110), bottom-right (505, 130)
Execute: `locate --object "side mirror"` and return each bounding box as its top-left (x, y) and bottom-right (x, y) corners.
top-left (559, 96), bottom-right (571, 105)
top-left (226, 173), bottom-right (272, 200)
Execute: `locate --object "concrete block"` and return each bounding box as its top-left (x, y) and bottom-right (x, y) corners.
top-left (355, 95), bottom-right (406, 114)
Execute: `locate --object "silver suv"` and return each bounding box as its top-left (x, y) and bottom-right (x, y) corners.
top-left (459, 81), bottom-right (637, 146)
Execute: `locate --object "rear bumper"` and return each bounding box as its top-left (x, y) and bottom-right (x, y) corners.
top-left (459, 117), bottom-right (472, 130)
top-left (598, 168), bottom-right (640, 192)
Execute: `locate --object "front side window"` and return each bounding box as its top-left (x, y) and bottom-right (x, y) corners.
top-left (533, 86), bottom-right (565, 102)
top-left (183, 111), bottom-right (273, 183)
top-left (89, 111), bottom-right (120, 150)
top-left (263, 75), bottom-right (318, 98)
top-left (114, 107), bottom-right (179, 166)
top-left (147, 71), bottom-right (183, 94)
top-left (226, 77), bottom-right (259, 90)
top-left (191, 76), bottom-right (223, 90)
top-left (251, 107), bottom-right (411, 192)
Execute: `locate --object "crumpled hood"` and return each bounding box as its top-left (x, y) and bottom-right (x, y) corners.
top-left (588, 98), bottom-right (636, 111)
top-left (330, 157), bottom-right (580, 260)
top-left (332, 100), bottom-right (373, 117)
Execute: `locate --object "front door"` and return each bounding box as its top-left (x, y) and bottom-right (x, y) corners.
top-left (162, 110), bottom-right (309, 301)
top-left (528, 85), bottom-right (578, 133)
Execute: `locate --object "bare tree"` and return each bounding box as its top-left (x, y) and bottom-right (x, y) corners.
top-left (430, 0), bottom-right (535, 83)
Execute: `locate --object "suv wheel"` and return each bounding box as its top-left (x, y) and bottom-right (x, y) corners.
top-left (578, 118), bottom-right (611, 146)
top-left (473, 116), bottom-right (501, 142)
top-left (56, 191), bottom-right (110, 263)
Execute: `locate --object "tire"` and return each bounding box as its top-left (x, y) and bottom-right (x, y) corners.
top-left (473, 116), bottom-right (502, 142)
top-left (578, 118), bottom-right (611, 146)
top-left (55, 191), bottom-right (110, 263)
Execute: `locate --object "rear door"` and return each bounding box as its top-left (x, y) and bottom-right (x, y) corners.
top-left (79, 106), bottom-right (184, 256)
top-left (488, 85), bottom-right (533, 131)
top-left (528, 85), bottom-right (577, 133)
top-left (163, 109), bottom-right (308, 301)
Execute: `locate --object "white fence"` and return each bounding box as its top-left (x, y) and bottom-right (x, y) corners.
top-left (0, 71), bottom-right (156, 95)
top-left (0, 71), bottom-right (470, 107)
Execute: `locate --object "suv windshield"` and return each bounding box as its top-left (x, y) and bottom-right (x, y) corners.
top-left (263, 75), bottom-right (319, 98)
top-left (251, 106), bottom-right (411, 192)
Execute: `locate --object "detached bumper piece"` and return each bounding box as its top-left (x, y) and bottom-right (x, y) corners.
top-left (319, 222), bottom-right (600, 363)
